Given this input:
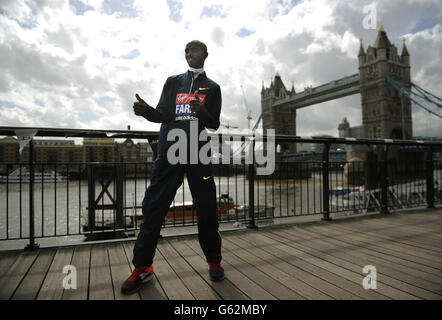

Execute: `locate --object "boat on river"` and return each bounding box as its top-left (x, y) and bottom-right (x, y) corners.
top-left (0, 167), bottom-right (67, 184)
top-left (81, 194), bottom-right (275, 232)
top-left (330, 179), bottom-right (441, 214)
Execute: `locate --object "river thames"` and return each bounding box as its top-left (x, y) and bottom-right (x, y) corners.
top-left (0, 172), bottom-right (332, 250)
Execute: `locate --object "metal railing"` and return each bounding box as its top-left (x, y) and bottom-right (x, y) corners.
top-left (0, 126), bottom-right (441, 249)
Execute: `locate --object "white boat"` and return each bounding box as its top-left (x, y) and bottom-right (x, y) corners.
top-left (0, 167), bottom-right (67, 183)
top-left (330, 187), bottom-right (365, 213)
top-left (330, 179), bottom-right (441, 214)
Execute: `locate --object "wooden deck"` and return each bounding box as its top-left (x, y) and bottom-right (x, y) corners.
top-left (1, 208), bottom-right (441, 300)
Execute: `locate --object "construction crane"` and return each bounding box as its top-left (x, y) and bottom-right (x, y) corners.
top-left (240, 84), bottom-right (253, 130)
top-left (231, 114), bottom-right (262, 159)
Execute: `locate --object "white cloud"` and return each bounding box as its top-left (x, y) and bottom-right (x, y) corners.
top-left (340, 30), bottom-right (360, 58)
top-left (0, 0), bottom-right (440, 138)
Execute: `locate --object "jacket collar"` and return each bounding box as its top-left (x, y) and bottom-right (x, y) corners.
top-left (187, 69), bottom-right (207, 80)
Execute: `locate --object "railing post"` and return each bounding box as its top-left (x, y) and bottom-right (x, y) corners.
top-left (25, 139), bottom-right (39, 250)
top-left (115, 163), bottom-right (125, 229)
top-left (322, 143), bottom-right (332, 221)
top-left (426, 146), bottom-right (435, 209)
top-left (248, 138), bottom-right (257, 229)
top-left (87, 164), bottom-right (96, 232)
top-left (380, 145), bottom-right (390, 214)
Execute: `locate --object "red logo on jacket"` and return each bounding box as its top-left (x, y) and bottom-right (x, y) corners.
top-left (175, 93), bottom-right (206, 120)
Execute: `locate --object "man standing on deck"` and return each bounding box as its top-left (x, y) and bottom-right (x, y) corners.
top-left (121, 40), bottom-right (224, 295)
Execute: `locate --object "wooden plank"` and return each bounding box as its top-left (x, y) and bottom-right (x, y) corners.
top-left (314, 221), bottom-right (442, 276)
top-left (243, 231), bottom-right (390, 300)
top-left (264, 230), bottom-right (419, 300)
top-left (401, 208), bottom-right (442, 215)
top-left (37, 247), bottom-right (74, 300)
top-left (376, 224), bottom-right (442, 243)
top-left (230, 233), bottom-right (360, 300)
top-left (357, 214), bottom-right (442, 231)
top-left (157, 240), bottom-right (220, 300)
top-left (121, 241), bottom-right (167, 300)
top-left (307, 224), bottom-right (442, 281)
top-left (12, 249), bottom-right (56, 300)
top-left (324, 218), bottom-right (442, 268)
top-left (62, 245), bottom-right (91, 300)
top-left (340, 218), bottom-right (442, 254)
top-left (223, 235), bottom-right (331, 300)
top-left (0, 250), bottom-right (21, 299)
top-left (357, 219), bottom-right (442, 249)
top-left (186, 234), bottom-right (303, 300)
top-left (269, 227), bottom-right (435, 299)
top-left (0, 250), bottom-right (39, 300)
top-left (387, 210), bottom-right (442, 223)
top-left (170, 240), bottom-right (276, 300)
top-left (386, 214), bottom-right (441, 226)
top-left (396, 215), bottom-right (442, 226)
top-left (362, 220), bottom-right (442, 247)
top-left (328, 220), bottom-right (442, 267)
top-left (1, 207), bottom-right (437, 301)
top-left (89, 244), bottom-right (114, 300)
top-left (289, 226), bottom-right (442, 298)
top-left (107, 243), bottom-right (140, 300)
top-left (0, 251), bottom-right (20, 282)
top-left (369, 215), bottom-right (442, 237)
top-left (171, 238), bottom-right (250, 300)
top-left (151, 239), bottom-right (194, 300)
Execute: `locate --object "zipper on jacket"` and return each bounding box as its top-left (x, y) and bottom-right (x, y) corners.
top-left (189, 74), bottom-right (194, 94)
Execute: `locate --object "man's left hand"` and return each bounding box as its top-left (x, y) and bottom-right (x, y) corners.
top-left (189, 90), bottom-right (202, 114)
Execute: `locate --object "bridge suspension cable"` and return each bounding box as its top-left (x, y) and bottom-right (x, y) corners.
top-left (386, 76), bottom-right (441, 118)
top-left (411, 81), bottom-right (442, 106)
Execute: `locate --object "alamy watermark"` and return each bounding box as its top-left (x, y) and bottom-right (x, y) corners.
top-left (166, 121), bottom-right (276, 175)
top-left (362, 265), bottom-right (377, 290)
top-left (62, 265), bottom-right (77, 290)
top-left (362, 3), bottom-right (377, 30)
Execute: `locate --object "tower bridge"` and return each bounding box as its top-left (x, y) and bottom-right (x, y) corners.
top-left (261, 25), bottom-right (414, 151)
top-left (272, 73), bottom-right (360, 110)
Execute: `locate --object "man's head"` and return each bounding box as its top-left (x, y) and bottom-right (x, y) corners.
top-left (185, 40), bottom-right (208, 69)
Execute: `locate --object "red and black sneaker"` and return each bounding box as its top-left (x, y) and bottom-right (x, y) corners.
top-left (121, 265), bottom-right (154, 294)
top-left (208, 262), bottom-right (224, 282)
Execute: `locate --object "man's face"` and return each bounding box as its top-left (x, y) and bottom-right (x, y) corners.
top-left (185, 44), bottom-right (207, 68)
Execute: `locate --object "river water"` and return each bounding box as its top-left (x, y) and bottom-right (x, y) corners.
top-left (0, 173), bottom-right (328, 250)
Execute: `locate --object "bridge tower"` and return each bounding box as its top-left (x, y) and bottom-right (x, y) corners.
top-left (261, 73), bottom-right (297, 152)
top-left (358, 25), bottom-right (412, 139)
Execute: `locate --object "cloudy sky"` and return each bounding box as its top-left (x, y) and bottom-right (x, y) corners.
top-left (0, 0), bottom-right (441, 138)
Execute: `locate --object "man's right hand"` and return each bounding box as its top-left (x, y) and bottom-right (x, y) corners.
top-left (133, 93), bottom-right (149, 117)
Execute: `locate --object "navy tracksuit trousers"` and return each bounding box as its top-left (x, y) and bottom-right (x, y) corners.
top-left (132, 151), bottom-right (222, 267)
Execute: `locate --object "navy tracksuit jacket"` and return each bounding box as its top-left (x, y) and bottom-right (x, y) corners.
top-left (132, 70), bottom-right (222, 267)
